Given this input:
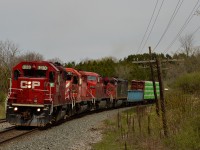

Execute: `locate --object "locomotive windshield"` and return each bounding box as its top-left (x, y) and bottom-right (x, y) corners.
top-left (87, 76), bottom-right (96, 81)
top-left (23, 69), bottom-right (46, 77)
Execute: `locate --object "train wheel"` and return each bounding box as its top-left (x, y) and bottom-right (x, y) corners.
top-left (95, 101), bottom-right (100, 110)
top-left (87, 101), bottom-right (93, 111)
top-left (106, 99), bottom-right (111, 108)
top-left (112, 100), bottom-right (116, 108)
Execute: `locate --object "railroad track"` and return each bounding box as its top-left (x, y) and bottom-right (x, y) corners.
top-left (0, 119), bottom-right (6, 123)
top-left (0, 126), bottom-right (38, 145)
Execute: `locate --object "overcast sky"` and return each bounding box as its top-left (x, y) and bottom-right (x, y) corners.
top-left (1, 0), bottom-right (200, 63)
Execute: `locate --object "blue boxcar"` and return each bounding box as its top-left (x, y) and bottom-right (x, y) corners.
top-left (127, 90), bottom-right (144, 102)
top-left (127, 80), bottom-right (160, 103)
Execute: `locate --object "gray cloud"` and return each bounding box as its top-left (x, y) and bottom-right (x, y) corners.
top-left (0, 0), bottom-right (200, 63)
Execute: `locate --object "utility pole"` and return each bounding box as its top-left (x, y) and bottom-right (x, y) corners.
top-left (149, 47), bottom-right (159, 116)
top-left (156, 58), bottom-right (168, 137)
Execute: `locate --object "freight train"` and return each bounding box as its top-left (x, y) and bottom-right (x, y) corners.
top-left (6, 61), bottom-right (159, 127)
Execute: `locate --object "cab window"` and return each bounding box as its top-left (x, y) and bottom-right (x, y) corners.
top-left (87, 76), bottom-right (96, 81)
top-left (49, 71), bottom-right (55, 82)
top-left (14, 70), bottom-right (20, 80)
top-left (23, 69), bottom-right (46, 77)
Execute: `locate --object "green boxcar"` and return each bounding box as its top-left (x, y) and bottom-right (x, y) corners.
top-left (143, 81), bottom-right (160, 100)
top-left (127, 80), bottom-right (160, 103)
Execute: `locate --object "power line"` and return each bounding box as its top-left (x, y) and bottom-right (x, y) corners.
top-left (137, 0), bottom-right (159, 54)
top-left (173, 24), bottom-right (200, 54)
top-left (141, 0), bottom-right (165, 53)
top-left (153, 0), bottom-right (184, 52)
top-left (192, 24), bottom-right (200, 35)
top-left (163, 0), bottom-right (200, 54)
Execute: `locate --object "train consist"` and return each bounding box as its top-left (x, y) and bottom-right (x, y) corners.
top-left (6, 61), bottom-right (159, 127)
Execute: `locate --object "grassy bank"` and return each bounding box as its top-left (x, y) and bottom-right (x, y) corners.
top-left (93, 91), bottom-right (200, 150)
top-left (0, 92), bottom-right (6, 119)
top-left (0, 103), bottom-right (5, 119)
top-left (93, 105), bottom-right (165, 150)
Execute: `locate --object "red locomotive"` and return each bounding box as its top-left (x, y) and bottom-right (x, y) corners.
top-left (6, 61), bottom-right (128, 127)
top-left (6, 61), bottom-right (68, 126)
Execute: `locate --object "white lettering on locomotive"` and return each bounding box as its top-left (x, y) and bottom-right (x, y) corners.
top-left (20, 81), bottom-right (40, 89)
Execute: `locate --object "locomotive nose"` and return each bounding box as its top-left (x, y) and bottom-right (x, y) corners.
top-left (17, 78), bottom-right (48, 105)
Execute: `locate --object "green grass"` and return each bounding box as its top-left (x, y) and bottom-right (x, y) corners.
top-left (0, 103), bottom-right (5, 119)
top-left (164, 91), bottom-right (200, 150)
top-left (0, 92), bottom-right (6, 119)
top-left (93, 118), bottom-right (125, 150)
top-left (92, 91), bottom-right (200, 150)
top-left (93, 105), bottom-right (165, 150)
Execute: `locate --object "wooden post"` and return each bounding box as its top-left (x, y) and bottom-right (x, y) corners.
top-left (148, 115), bottom-right (151, 135)
top-left (117, 110), bottom-right (120, 128)
top-left (156, 58), bottom-right (168, 137)
top-left (149, 47), bottom-right (160, 116)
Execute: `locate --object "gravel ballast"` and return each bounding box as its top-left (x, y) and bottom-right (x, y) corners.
top-left (1, 107), bottom-right (130, 150)
top-left (0, 122), bottom-right (14, 132)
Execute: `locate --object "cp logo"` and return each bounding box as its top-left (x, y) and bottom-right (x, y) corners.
top-left (20, 81), bottom-right (40, 89)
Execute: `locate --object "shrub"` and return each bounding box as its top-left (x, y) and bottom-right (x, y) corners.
top-left (0, 91), bottom-right (6, 103)
top-left (173, 72), bottom-right (200, 94)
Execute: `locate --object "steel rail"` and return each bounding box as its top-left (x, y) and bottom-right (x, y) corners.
top-left (0, 119), bottom-right (6, 123)
top-left (0, 127), bottom-right (38, 145)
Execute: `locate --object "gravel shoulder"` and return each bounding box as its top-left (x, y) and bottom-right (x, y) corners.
top-left (0, 122), bottom-right (14, 132)
top-left (0, 107), bottom-right (131, 150)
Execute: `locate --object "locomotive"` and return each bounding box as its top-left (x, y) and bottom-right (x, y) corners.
top-left (6, 61), bottom-right (68, 126)
top-left (6, 61), bottom-right (128, 127)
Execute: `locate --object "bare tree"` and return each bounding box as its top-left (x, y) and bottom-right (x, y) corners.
top-left (48, 57), bottom-right (63, 64)
top-left (179, 34), bottom-right (194, 57)
top-left (0, 40), bottom-right (20, 70)
top-left (18, 51), bottom-right (44, 62)
top-left (0, 40), bottom-right (20, 92)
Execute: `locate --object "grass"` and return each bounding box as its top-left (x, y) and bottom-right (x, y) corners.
top-left (0, 102), bottom-right (5, 119)
top-left (93, 105), bottom-right (166, 150)
top-left (92, 91), bottom-right (200, 150)
top-left (0, 92), bottom-right (6, 119)
top-left (93, 115), bottom-right (124, 150)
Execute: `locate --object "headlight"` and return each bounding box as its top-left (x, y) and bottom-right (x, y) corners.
top-left (37, 108), bottom-right (41, 112)
top-left (14, 107), bottom-right (18, 111)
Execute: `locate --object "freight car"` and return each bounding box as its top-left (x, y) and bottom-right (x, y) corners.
top-left (127, 80), bottom-right (160, 104)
